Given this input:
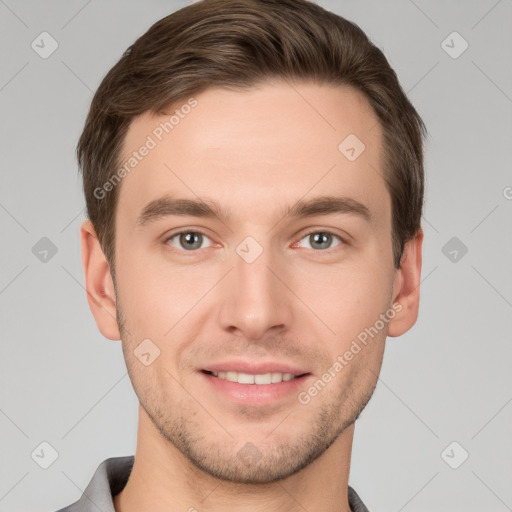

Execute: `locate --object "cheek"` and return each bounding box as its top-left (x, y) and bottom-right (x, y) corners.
top-left (117, 232), bottom-right (393, 343)
top-left (115, 250), bottom-right (214, 337)
top-left (292, 257), bottom-right (392, 342)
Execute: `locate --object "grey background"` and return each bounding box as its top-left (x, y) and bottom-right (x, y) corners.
top-left (1, 0), bottom-right (511, 511)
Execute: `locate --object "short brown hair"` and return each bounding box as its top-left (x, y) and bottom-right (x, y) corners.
top-left (77, 0), bottom-right (426, 277)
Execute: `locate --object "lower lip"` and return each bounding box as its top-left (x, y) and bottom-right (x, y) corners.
top-left (200, 371), bottom-right (311, 406)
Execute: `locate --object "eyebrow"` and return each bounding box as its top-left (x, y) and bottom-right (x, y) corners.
top-left (136, 194), bottom-right (372, 226)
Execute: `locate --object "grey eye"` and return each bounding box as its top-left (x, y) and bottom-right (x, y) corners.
top-left (167, 232), bottom-right (211, 251)
top-left (299, 232), bottom-right (342, 251)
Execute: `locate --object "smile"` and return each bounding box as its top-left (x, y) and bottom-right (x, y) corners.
top-left (202, 370), bottom-right (304, 385)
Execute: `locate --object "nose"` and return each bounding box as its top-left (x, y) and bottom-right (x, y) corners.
top-left (217, 240), bottom-right (294, 342)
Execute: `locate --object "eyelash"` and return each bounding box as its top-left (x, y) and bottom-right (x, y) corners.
top-left (163, 229), bottom-right (348, 254)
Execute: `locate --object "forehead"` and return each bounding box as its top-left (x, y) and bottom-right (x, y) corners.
top-left (116, 81), bottom-right (389, 230)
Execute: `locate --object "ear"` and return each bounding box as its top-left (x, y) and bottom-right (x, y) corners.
top-left (80, 219), bottom-right (121, 341)
top-left (387, 227), bottom-right (423, 337)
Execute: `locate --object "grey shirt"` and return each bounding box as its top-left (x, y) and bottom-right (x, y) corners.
top-left (55, 456), bottom-right (370, 512)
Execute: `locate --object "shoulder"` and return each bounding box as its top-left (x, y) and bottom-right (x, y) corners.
top-left (52, 456), bottom-right (135, 512)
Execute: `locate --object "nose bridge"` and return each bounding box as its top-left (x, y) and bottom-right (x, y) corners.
top-left (218, 234), bottom-right (291, 339)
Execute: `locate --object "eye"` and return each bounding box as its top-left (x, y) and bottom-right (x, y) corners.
top-left (164, 229), bottom-right (346, 253)
top-left (165, 230), bottom-right (213, 251)
top-left (296, 230), bottom-right (345, 251)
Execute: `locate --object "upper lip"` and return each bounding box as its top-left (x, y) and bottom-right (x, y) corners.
top-left (201, 360), bottom-right (309, 376)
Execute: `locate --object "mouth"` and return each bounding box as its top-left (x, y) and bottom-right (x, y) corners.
top-left (201, 369), bottom-right (310, 385)
top-left (199, 368), bottom-right (312, 406)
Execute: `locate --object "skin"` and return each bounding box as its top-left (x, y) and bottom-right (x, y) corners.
top-left (81, 80), bottom-right (423, 512)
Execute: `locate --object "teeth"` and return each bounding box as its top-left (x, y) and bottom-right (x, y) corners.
top-left (238, 372), bottom-right (255, 384)
top-left (271, 372), bottom-right (282, 383)
top-left (255, 373), bottom-right (272, 384)
top-left (210, 371), bottom-right (297, 384)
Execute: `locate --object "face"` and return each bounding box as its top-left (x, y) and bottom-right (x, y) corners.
top-left (89, 80), bottom-right (418, 484)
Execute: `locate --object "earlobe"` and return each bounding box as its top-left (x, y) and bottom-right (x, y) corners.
top-left (387, 228), bottom-right (423, 338)
top-left (80, 219), bottom-right (121, 341)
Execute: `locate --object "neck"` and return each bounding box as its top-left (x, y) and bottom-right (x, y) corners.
top-left (114, 405), bottom-right (354, 512)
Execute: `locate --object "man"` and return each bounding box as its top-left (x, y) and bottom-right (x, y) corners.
top-left (57, 0), bottom-right (425, 510)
